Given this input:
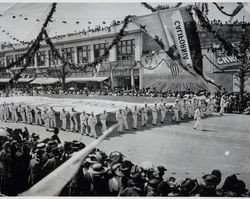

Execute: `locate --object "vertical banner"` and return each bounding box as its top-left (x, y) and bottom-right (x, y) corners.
top-left (131, 6), bottom-right (218, 87)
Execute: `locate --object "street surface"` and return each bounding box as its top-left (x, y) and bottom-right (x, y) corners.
top-left (0, 112), bottom-right (249, 189)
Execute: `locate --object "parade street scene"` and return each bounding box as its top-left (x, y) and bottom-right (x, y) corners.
top-left (0, 1), bottom-right (250, 197)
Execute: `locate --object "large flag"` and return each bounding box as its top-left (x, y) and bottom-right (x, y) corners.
top-left (131, 6), bottom-right (218, 87)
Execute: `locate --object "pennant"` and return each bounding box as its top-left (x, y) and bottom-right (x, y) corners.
top-left (131, 6), bottom-right (218, 88)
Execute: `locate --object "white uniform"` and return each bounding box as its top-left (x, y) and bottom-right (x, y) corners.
top-left (70, 111), bottom-right (78, 132)
top-left (181, 101), bottom-right (188, 120)
top-left (99, 112), bottom-right (108, 133)
top-left (42, 111), bottom-right (50, 130)
top-left (151, 105), bottom-right (158, 125)
top-left (88, 115), bottom-right (97, 137)
top-left (132, 108), bottom-right (140, 129)
top-left (116, 110), bottom-right (124, 133)
top-left (26, 106), bottom-right (33, 124)
top-left (49, 109), bottom-right (57, 128)
top-left (80, 113), bottom-right (88, 135)
top-left (160, 103), bottom-right (166, 123)
top-left (219, 97), bottom-right (226, 115)
top-left (60, 110), bottom-right (68, 130)
top-left (194, 108), bottom-right (203, 130)
top-left (10, 104), bottom-right (18, 122)
top-left (35, 108), bottom-right (42, 125)
top-left (187, 100), bottom-right (193, 118)
top-left (172, 102), bottom-right (180, 122)
top-left (122, 108), bottom-right (130, 130)
top-left (141, 106), bottom-right (149, 126)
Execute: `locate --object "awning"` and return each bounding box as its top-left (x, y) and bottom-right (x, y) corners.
top-left (65, 76), bottom-right (109, 83)
top-left (30, 78), bottom-right (60, 85)
top-left (18, 78), bottom-right (36, 83)
top-left (0, 78), bottom-right (10, 83)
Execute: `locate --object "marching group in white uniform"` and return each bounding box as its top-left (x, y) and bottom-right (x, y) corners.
top-left (0, 94), bottom-right (227, 137)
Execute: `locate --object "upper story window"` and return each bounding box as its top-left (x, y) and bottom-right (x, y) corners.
top-left (77, 45), bottom-right (91, 64)
top-left (94, 43), bottom-right (109, 61)
top-left (15, 54), bottom-right (25, 67)
top-left (62, 47), bottom-right (75, 63)
top-left (36, 51), bottom-right (46, 66)
top-left (49, 50), bottom-right (59, 66)
top-left (117, 39), bottom-right (135, 61)
top-left (6, 55), bottom-right (15, 66)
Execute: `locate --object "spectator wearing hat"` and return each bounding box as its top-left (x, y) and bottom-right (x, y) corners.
top-left (243, 101), bottom-right (250, 115)
top-left (122, 106), bottom-right (130, 131)
top-left (199, 174), bottom-right (219, 196)
top-left (0, 141), bottom-right (11, 192)
top-left (193, 105), bottom-right (203, 131)
top-left (34, 107), bottom-right (42, 126)
top-left (172, 99), bottom-right (180, 123)
top-left (132, 105), bottom-right (140, 129)
top-left (60, 108), bottom-right (68, 131)
top-left (157, 179), bottom-right (172, 196)
top-left (99, 110), bottom-right (108, 133)
top-left (49, 107), bottom-right (57, 128)
top-left (119, 172), bottom-right (145, 196)
top-left (116, 109), bottom-right (125, 133)
top-left (178, 178), bottom-right (200, 196)
top-left (108, 163), bottom-right (124, 195)
top-left (88, 112), bottom-right (97, 138)
top-left (70, 108), bottom-right (78, 133)
top-left (89, 163), bottom-right (109, 196)
top-left (146, 172), bottom-right (162, 196)
top-left (80, 110), bottom-right (88, 135)
top-left (157, 166), bottom-right (167, 181)
top-left (51, 127), bottom-right (61, 144)
top-left (42, 147), bottom-right (62, 175)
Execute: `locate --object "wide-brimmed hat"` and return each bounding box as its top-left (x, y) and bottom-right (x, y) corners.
top-left (32, 133), bottom-right (40, 140)
top-left (85, 154), bottom-right (98, 164)
top-left (72, 141), bottom-right (81, 152)
top-left (36, 142), bottom-right (46, 150)
top-left (88, 163), bottom-right (108, 175)
top-left (180, 178), bottom-right (200, 195)
top-left (157, 166), bottom-right (167, 173)
top-left (120, 160), bottom-right (133, 172)
top-left (201, 174), bottom-right (219, 188)
top-left (47, 140), bottom-right (58, 148)
top-left (139, 161), bottom-right (153, 171)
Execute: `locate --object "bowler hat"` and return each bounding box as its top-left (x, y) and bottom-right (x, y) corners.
top-left (89, 163), bottom-right (108, 175)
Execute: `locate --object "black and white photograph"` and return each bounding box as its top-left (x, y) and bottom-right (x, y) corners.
top-left (0, 1), bottom-right (249, 197)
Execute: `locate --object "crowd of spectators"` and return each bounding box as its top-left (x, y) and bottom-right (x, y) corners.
top-left (0, 126), bottom-right (249, 196)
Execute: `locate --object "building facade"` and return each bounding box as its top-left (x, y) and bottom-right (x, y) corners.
top-left (0, 23), bottom-right (250, 92)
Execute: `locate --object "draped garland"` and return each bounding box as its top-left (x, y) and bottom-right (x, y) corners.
top-left (141, 2), bottom-right (182, 12)
top-left (0, 3), bottom-right (57, 85)
top-left (44, 15), bottom-right (132, 72)
top-left (213, 2), bottom-right (244, 17)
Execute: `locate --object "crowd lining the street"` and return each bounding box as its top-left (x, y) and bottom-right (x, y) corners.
top-left (0, 126), bottom-right (249, 196)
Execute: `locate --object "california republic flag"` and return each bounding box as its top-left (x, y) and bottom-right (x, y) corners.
top-left (131, 6), bottom-right (218, 87)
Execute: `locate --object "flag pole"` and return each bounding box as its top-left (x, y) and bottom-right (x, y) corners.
top-left (21, 123), bottom-right (119, 196)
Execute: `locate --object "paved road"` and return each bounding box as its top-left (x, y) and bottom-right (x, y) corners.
top-left (0, 113), bottom-right (249, 189)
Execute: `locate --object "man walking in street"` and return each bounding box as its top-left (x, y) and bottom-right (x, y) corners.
top-left (160, 100), bottom-right (167, 123)
top-left (219, 95), bottom-right (226, 116)
top-left (151, 102), bottom-right (158, 126)
top-left (26, 105), bottom-right (33, 124)
top-left (10, 103), bottom-right (18, 123)
top-left (70, 108), bottom-right (78, 132)
top-left (193, 106), bottom-right (203, 131)
top-left (88, 112), bottom-right (97, 138)
top-left (60, 108), bottom-right (68, 131)
top-left (132, 105), bottom-right (140, 129)
top-left (34, 107), bottom-right (42, 126)
top-left (172, 99), bottom-right (180, 123)
top-left (80, 110), bottom-right (88, 135)
top-left (49, 107), bottom-right (57, 128)
top-left (100, 110), bottom-right (108, 133)
top-left (116, 108), bottom-right (124, 133)
top-left (123, 106), bottom-right (130, 131)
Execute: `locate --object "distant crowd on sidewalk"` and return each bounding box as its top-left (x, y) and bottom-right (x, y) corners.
top-left (0, 126), bottom-right (249, 196)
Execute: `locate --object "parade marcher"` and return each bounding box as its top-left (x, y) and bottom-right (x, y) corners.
top-left (187, 98), bottom-right (193, 119)
top-left (122, 106), bottom-right (130, 131)
top-left (0, 104), bottom-right (3, 122)
top-left (26, 105), bottom-right (33, 124)
top-left (49, 107), bottom-right (57, 128)
top-left (42, 109), bottom-right (50, 131)
top-left (172, 99), bottom-right (180, 123)
top-left (116, 108), bottom-right (124, 133)
top-left (80, 110), bottom-right (88, 135)
top-left (34, 107), bottom-right (42, 126)
top-left (193, 106), bottom-right (203, 131)
top-left (10, 103), bottom-right (18, 123)
top-left (219, 95), bottom-right (226, 116)
top-left (180, 99), bottom-right (188, 120)
top-left (60, 108), bottom-right (68, 131)
top-left (141, 103), bottom-right (149, 127)
top-left (88, 112), bottom-right (97, 139)
top-left (18, 104), bottom-right (26, 123)
top-left (70, 108), bottom-right (78, 132)
top-left (160, 101), bottom-right (167, 123)
top-left (151, 102), bottom-right (158, 125)
top-left (132, 105), bottom-right (140, 129)
top-left (99, 110), bottom-right (108, 133)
